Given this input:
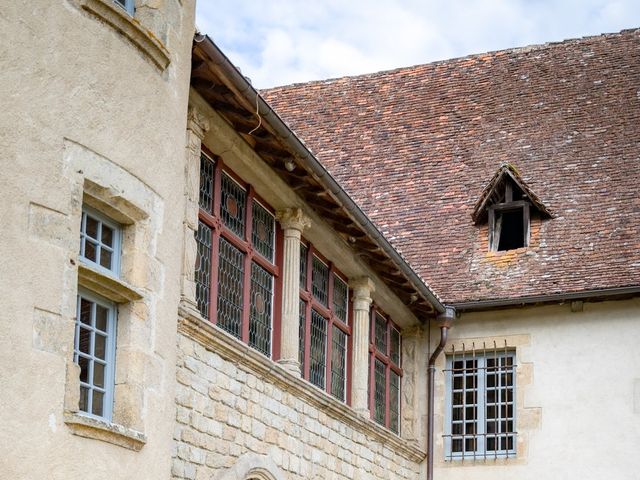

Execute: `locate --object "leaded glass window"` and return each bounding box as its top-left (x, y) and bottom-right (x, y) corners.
top-left (445, 348), bottom-right (516, 460)
top-left (80, 207), bottom-right (121, 275)
top-left (74, 292), bottom-right (116, 420)
top-left (369, 308), bottom-right (402, 434)
top-left (298, 243), bottom-right (351, 401)
top-left (196, 153), bottom-right (279, 357)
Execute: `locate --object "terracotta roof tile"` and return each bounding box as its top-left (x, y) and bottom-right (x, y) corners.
top-left (262, 29), bottom-right (640, 304)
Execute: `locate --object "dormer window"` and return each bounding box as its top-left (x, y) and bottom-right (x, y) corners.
top-left (472, 164), bottom-right (553, 252)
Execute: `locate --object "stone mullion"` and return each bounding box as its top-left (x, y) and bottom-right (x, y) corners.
top-left (350, 277), bottom-right (375, 416)
top-left (276, 208), bottom-right (311, 376)
top-left (179, 106), bottom-right (209, 318)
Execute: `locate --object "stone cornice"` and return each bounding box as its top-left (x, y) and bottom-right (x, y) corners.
top-left (177, 310), bottom-right (427, 463)
top-left (64, 412), bottom-right (146, 451)
top-left (78, 263), bottom-right (144, 303)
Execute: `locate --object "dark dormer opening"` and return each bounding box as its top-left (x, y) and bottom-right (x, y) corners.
top-left (472, 164), bottom-right (553, 252)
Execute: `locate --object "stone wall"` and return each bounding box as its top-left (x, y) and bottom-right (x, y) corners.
top-left (172, 314), bottom-right (426, 480)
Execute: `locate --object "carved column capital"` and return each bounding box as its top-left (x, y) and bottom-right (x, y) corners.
top-left (276, 208), bottom-right (311, 233)
top-left (350, 276), bottom-right (375, 310)
top-left (187, 105), bottom-right (210, 139)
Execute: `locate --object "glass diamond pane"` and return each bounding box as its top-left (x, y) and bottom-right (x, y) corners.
top-left (298, 299), bottom-right (307, 369)
top-left (311, 256), bottom-right (329, 306)
top-left (389, 370), bottom-right (400, 434)
top-left (220, 173), bottom-right (246, 237)
top-left (374, 358), bottom-right (386, 426)
top-left (330, 326), bottom-right (347, 401)
top-left (199, 154), bottom-right (215, 213)
top-left (216, 237), bottom-right (244, 339)
top-left (299, 244), bottom-right (308, 289)
top-left (249, 262), bottom-right (273, 356)
top-left (194, 222), bottom-right (213, 319)
top-left (332, 275), bottom-right (348, 323)
top-left (390, 327), bottom-right (401, 365)
top-left (251, 201), bottom-right (275, 261)
top-left (374, 313), bottom-right (387, 352)
top-left (309, 310), bottom-right (327, 389)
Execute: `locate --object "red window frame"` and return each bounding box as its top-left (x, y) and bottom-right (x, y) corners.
top-left (195, 150), bottom-right (282, 357)
top-left (298, 241), bottom-right (352, 402)
top-left (369, 307), bottom-right (402, 433)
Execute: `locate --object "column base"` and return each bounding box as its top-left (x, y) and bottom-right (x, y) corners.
top-left (277, 359), bottom-right (301, 377)
top-left (354, 407), bottom-right (371, 418)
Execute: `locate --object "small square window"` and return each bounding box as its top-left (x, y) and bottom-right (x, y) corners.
top-left (113, 0), bottom-right (135, 16)
top-left (74, 291), bottom-right (117, 421)
top-left (80, 207), bottom-right (122, 276)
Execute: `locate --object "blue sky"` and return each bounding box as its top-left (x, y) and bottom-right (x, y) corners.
top-left (196, 1), bottom-right (640, 88)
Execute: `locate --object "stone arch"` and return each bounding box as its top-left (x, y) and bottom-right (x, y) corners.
top-left (215, 453), bottom-right (284, 480)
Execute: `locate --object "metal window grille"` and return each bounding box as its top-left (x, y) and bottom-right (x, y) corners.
top-left (251, 201), bottom-right (275, 261)
top-left (374, 313), bottom-right (387, 351)
top-left (299, 243), bottom-right (308, 289)
top-left (216, 237), bottom-right (244, 339)
top-left (298, 299), bottom-right (307, 369)
top-left (309, 309), bottom-right (327, 389)
top-left (373, 358), bottom-right (386, 425)
top-left (389, 370), bottom-right (400, 434)
top-left (330, 325), bottom-right (347, 401)
top-left (444, 341), bottom-right (517, 460)
top-left (220, 172), bottom-right (246, 237)
top-left (80, 207), bottom-right (121, 275)
top-left (248, 262), bottom-right (273, 356)
top-left (74, 292), bottom-right (116, 421)
top-left (311, 256), bottom-right (329, 306)
top-left (332, 275), bottom-right (348, 323)
top-left (199, 154), bottom-right (215, 213)
top-left (194, 221), bottom-right (212, 319)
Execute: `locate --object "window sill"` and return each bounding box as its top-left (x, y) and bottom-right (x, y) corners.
top-left (80, 0), bottom-right (170, 70)
top-left (78, 263), bottom-right (143, 303)
top-left (177, 309), bottom-right (426, 463)
top-left (64, 412), bottom-right (146, 451)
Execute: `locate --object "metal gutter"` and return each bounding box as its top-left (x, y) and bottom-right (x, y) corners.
top-left (194, 33), bottom-right (446, 315)
top-left (452, 285), bottom-right (640, 311)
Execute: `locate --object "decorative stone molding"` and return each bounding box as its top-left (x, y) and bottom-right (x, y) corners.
top-left (177, 311), bottom-right (426, 463)
top-left (215, 453), bottom-right (283, 480)
top-left (275, 207), bottom-right (311, 233)
top-left (77, 263), bottom-right (143, 303)
top-left (187, 106), bottom-right (211, 140)
top-left (79, 0), bottom-right (170, 70)
top-left (349, 276), bottom-right (375, 415)
top-left (64, 412), bottom-right (146, 451)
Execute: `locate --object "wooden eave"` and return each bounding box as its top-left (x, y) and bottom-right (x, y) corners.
top-left (191, 39), bottom-right (440, 319)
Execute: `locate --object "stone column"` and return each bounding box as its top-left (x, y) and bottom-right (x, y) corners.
top-left (179, 106), bottom-right (209, 318)
top-left (350, 276), bottom-right (375, 415)
top-left (276, 208), bottom-right (311, 376)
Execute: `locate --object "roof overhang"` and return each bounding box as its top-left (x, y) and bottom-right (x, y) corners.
top-left (190, 34), bottom-right (445, 318)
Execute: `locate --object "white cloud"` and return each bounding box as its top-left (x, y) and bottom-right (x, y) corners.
top-left (196, 0), bottom-right (640, 88)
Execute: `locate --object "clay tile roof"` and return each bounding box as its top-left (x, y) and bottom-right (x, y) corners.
top-left (262, 29), bottom-right (640, 304)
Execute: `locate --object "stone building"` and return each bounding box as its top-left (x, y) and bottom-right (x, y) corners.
top-left (1, 2), bottom-right (639, 480)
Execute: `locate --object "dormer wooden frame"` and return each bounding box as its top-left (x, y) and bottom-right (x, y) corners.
top-left (488, 182), bottom-right (531, 252)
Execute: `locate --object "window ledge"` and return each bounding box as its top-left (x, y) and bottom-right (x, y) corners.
top-left (177, 309), bottom-right (426, 463)
top-left (64, 412), bottom-right (146, 451)
top-left (80, 0), bottom-right (170, 70)
top-left (78, 263), bottom-right (143, 303)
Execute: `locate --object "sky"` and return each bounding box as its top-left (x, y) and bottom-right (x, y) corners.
top-left (195, 1), bottom-right (640, 88)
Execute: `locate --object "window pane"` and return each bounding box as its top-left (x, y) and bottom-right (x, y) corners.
top-left (298, 299), bottom-right (307, 369)
top-left (92, 391), bottom-right (104, 416)
top-left (299, 244), bottom-right (308, 289)
top-left (199, 154), bottom-right (215, 213)
top-left (101, 224), bottom-right (113, 247)
top-left (85, 215), bottom-right (99, 239)
top-left (84, 240), bottom-right (97, 262)
top-left (251, 201), bottom-right (275, 261)
top-left (248, 262), bottom-right (273, 356)
top-left (374, 313), bottom-right (387, 352)
top-left (94, 333), bottom-right (106, 360)
top-left (95, 305), bottom-right (108, 332)
top-left (78, 327), bottom-right (91, 355)
top-left (389, 370), bottom-right (400, 434)
top-left (309, 310), bottom-right (327, 389)
top-left (373, 359), bottom-right (386, 426)
top-left (311, 256), bottom-right (329, 306)
top-left (332, 275), bottom-right (348, 323)
top-left (99, 249), bottom-right (112, 270)
top-left (79, 387), bottom-right (90, 413)
top-left (93, 362), bottom-right (105, 388)
top-left (80, 298), bottom-right (92, 325)
top-left (220, 173), bottom-right (246, 238)
top-left (390, 327), bottom-right (401, 365)
top-left (194, 222), bottom-right (213, 319)
top-left (330, 326), bottom-right (347, 401)
top-left (216, 237), bottom-right (244, 339)
top-left (78, 356), bottom-right (89, 383)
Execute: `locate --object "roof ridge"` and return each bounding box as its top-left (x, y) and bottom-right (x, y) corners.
top-left (262, 27), bottom-right (640, 91)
